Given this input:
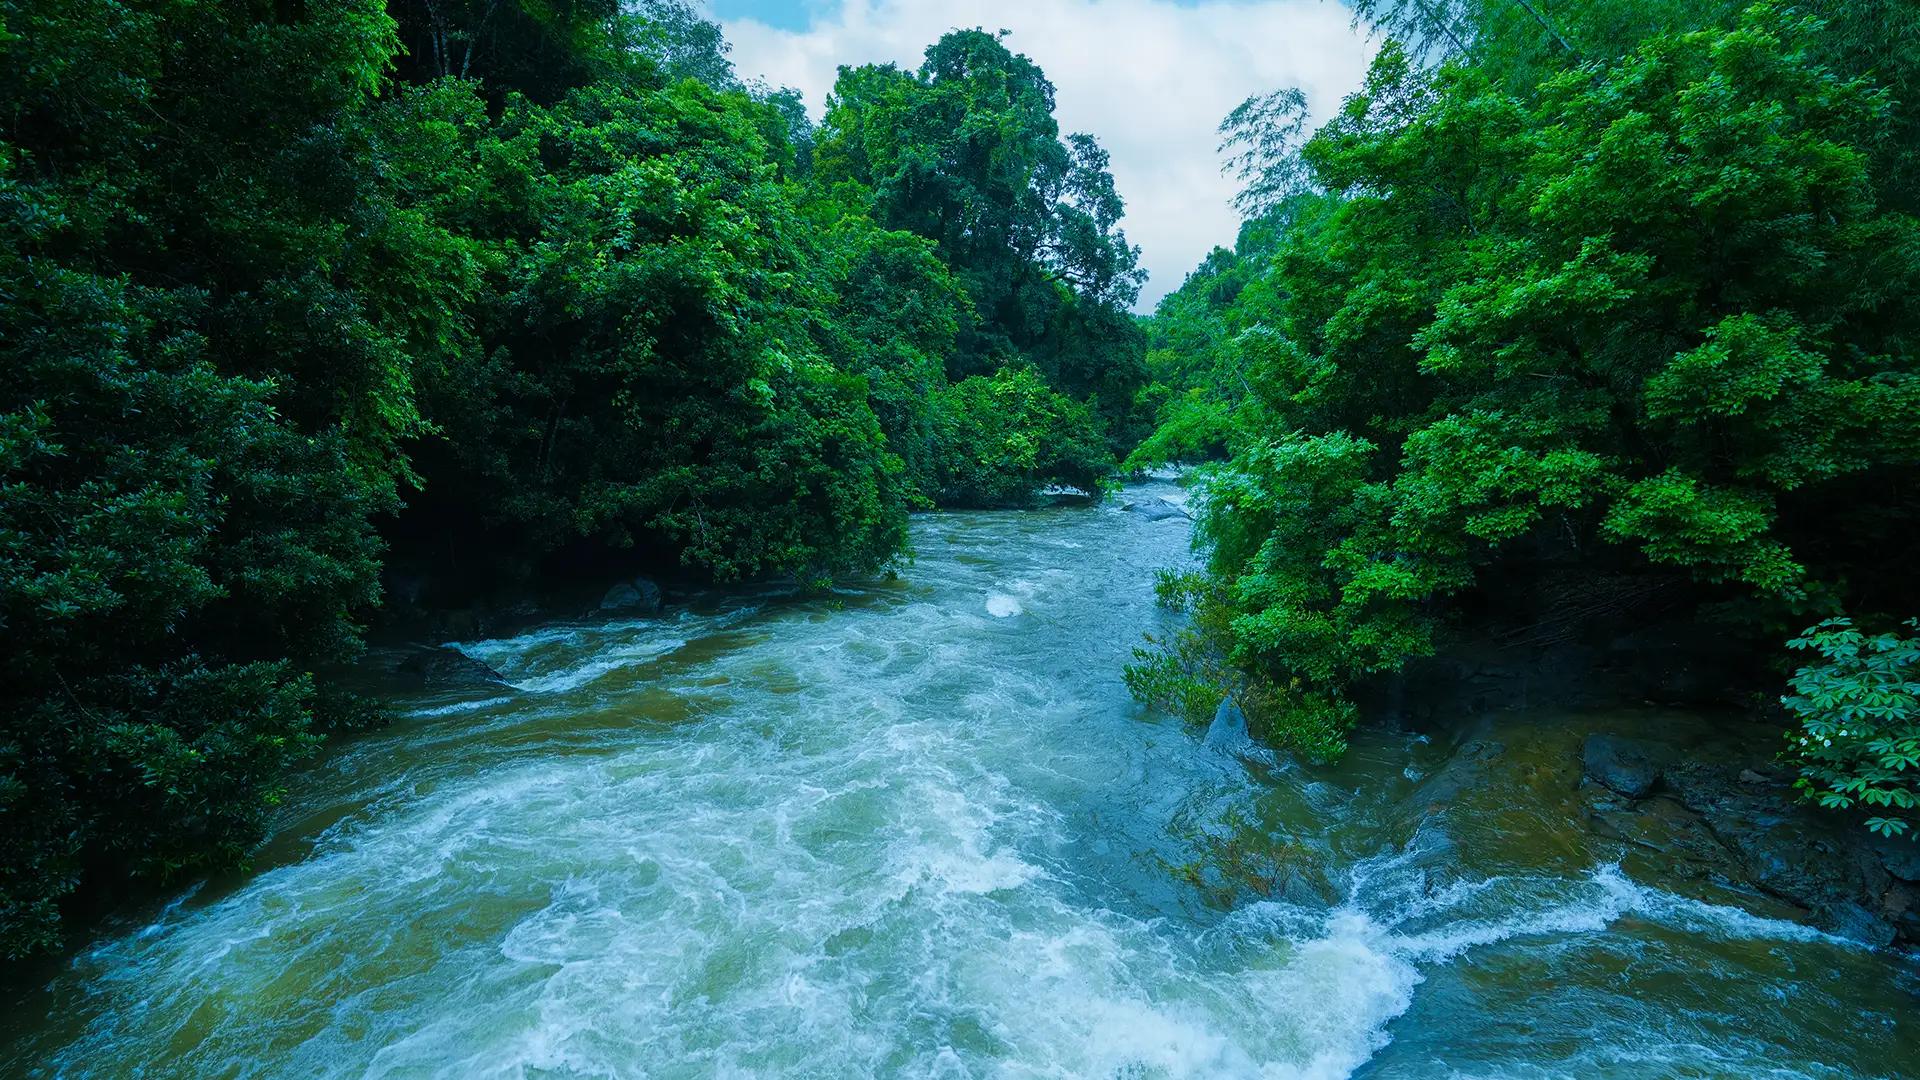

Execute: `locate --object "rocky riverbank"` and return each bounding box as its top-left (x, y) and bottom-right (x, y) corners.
top-left (1583, 730), bottom-right (1920, 948)
top-left (1370, 632), bottom-right (1920, 952)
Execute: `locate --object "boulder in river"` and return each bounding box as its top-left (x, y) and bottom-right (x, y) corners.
top-left (601, 576), bottom-right (664, 614)
top-left (396, 646), bottom-right (511, 691)
top-left (1873, 835), bottom-right (1920, 883)
top-left (1582, 734), bottom-right (1661, 798)
top-left (1203, 698), bottom-right (1250, 750)
top-left (1417, 737), bottom-right (1507, 809)
top-left (1121, 498), bottom-right (1190, 522)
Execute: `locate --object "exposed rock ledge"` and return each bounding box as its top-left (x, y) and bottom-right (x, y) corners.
top-left (1581, 739), bottom-right (1920, 948)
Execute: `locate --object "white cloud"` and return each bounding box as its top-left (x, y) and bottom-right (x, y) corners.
top-left (717, 0), bottom-right (1376, 310)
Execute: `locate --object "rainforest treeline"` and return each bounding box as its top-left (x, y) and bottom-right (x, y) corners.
top-left (0, 0), bottom-right (1148, 957)
top-left (1128, 0), bottom-right (1920, 824)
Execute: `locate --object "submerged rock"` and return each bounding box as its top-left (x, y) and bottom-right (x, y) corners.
top-left (396, 646), bottom-right (511, 691)
top-left (1273, 864), bottom-right (1339, 908)
top-left (601, 576), bottom-right (664, 614)
top-left (1416, 737), bottom-right (1507, 809)
top-left (1582, 734), bottom-right (1661, 799)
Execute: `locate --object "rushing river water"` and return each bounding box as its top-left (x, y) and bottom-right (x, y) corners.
top-left (4, 479), bottom-right (1918, 1078)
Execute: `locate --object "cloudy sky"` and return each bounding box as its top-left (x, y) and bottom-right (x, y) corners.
top-left (705, 0), bottom-right (1377, 310)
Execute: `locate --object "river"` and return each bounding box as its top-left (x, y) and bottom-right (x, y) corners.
top-left (4, 478), bottom-right (1917, 1077)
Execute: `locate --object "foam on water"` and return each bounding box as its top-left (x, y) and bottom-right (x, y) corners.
top-left (456, 621), bottom-right (692, 695)
top-left (406, 695), bottom-right (517, 718)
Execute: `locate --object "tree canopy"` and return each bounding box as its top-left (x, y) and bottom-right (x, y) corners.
top-left (816, 30), bottom-right (1151, 443)
top-left (1132, 3), bottom-right (1920, 776)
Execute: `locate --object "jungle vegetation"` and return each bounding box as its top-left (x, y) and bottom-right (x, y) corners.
top-left (0, 0), bottom-right (1145, 957)
top-left (1126, 0), bottom-right (1920, 835)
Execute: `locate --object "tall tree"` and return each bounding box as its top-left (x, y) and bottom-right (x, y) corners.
top-left (815, 30), bottom-right (1146, 406)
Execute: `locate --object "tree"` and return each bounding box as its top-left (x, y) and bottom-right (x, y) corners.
top-left (387, 0), bottom-right (625, 100)
top-left (815, 29), bottom-right (1147, 433)
top-left (399, 78), bottom-right (913, 585)
top-left (932, 368), bottom-right (1115, 508)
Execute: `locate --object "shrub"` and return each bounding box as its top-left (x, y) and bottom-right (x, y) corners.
top-left (1783, 618), bottom-right (1920, 839)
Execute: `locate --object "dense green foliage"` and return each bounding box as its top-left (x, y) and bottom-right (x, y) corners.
top-left (1, 1), bottom-right (1143, 956)
top-left (932, 368), bottom-right (1114, 508)
top-left (1, 0), bottom-right (423, 960)
top-left (815, 30), bottom-right (1152, 450)
top-left (395, 77), bottom-right (914, 583)
top-left (1133, 3), bottom-right (1920, 771)
top-left (1784, 618), bottom-right (1920, 838)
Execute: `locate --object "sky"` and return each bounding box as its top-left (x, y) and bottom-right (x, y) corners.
top-left (704, 0), bottom-right (1377, 311)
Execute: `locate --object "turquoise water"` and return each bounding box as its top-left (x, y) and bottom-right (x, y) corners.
top-left (4, 481), bottom-right (1916, 1077)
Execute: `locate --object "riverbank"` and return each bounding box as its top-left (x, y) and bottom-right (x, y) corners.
top-left (1356, 621), bottom-right (1920, 953)
top-left (1378, 699), bottom-right (1920, 952)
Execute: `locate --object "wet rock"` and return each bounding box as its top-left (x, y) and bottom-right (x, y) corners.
top-left (1871, 835), bottom-right (1920, 883)
top-left (1884, 882), bottom-right (1920, 943)
top-left (1203, 699), bottom-right (1250, 750)
top-left (1585, 788), bottom-right (1819, 919)
top-left (601, 576), bottom-right (663, 614)
top-left (1041, 488), bottom-right (1100, 507)
top-left (396, 646), bottom-right (510, 690)
top-left (1660, 759), bottom-right (1905, 946)
top-left (1826, 901), bottom-right (1899, 948)
top-left (1660, 760), bottom-right (1728, 814)
top-left (1582, 734), bottom-right (1661, 799)
top-left (1595, 796), bottom-right (1728, 862)
top-left (1123, 499), bottom-right (1189, 522)
top-left (1397, 654), bottom-right (1920, 948)
top-left (1417, 738), bottom-right (1507, 808)
top-left (1274, 866), bottom-right (1338, 908)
